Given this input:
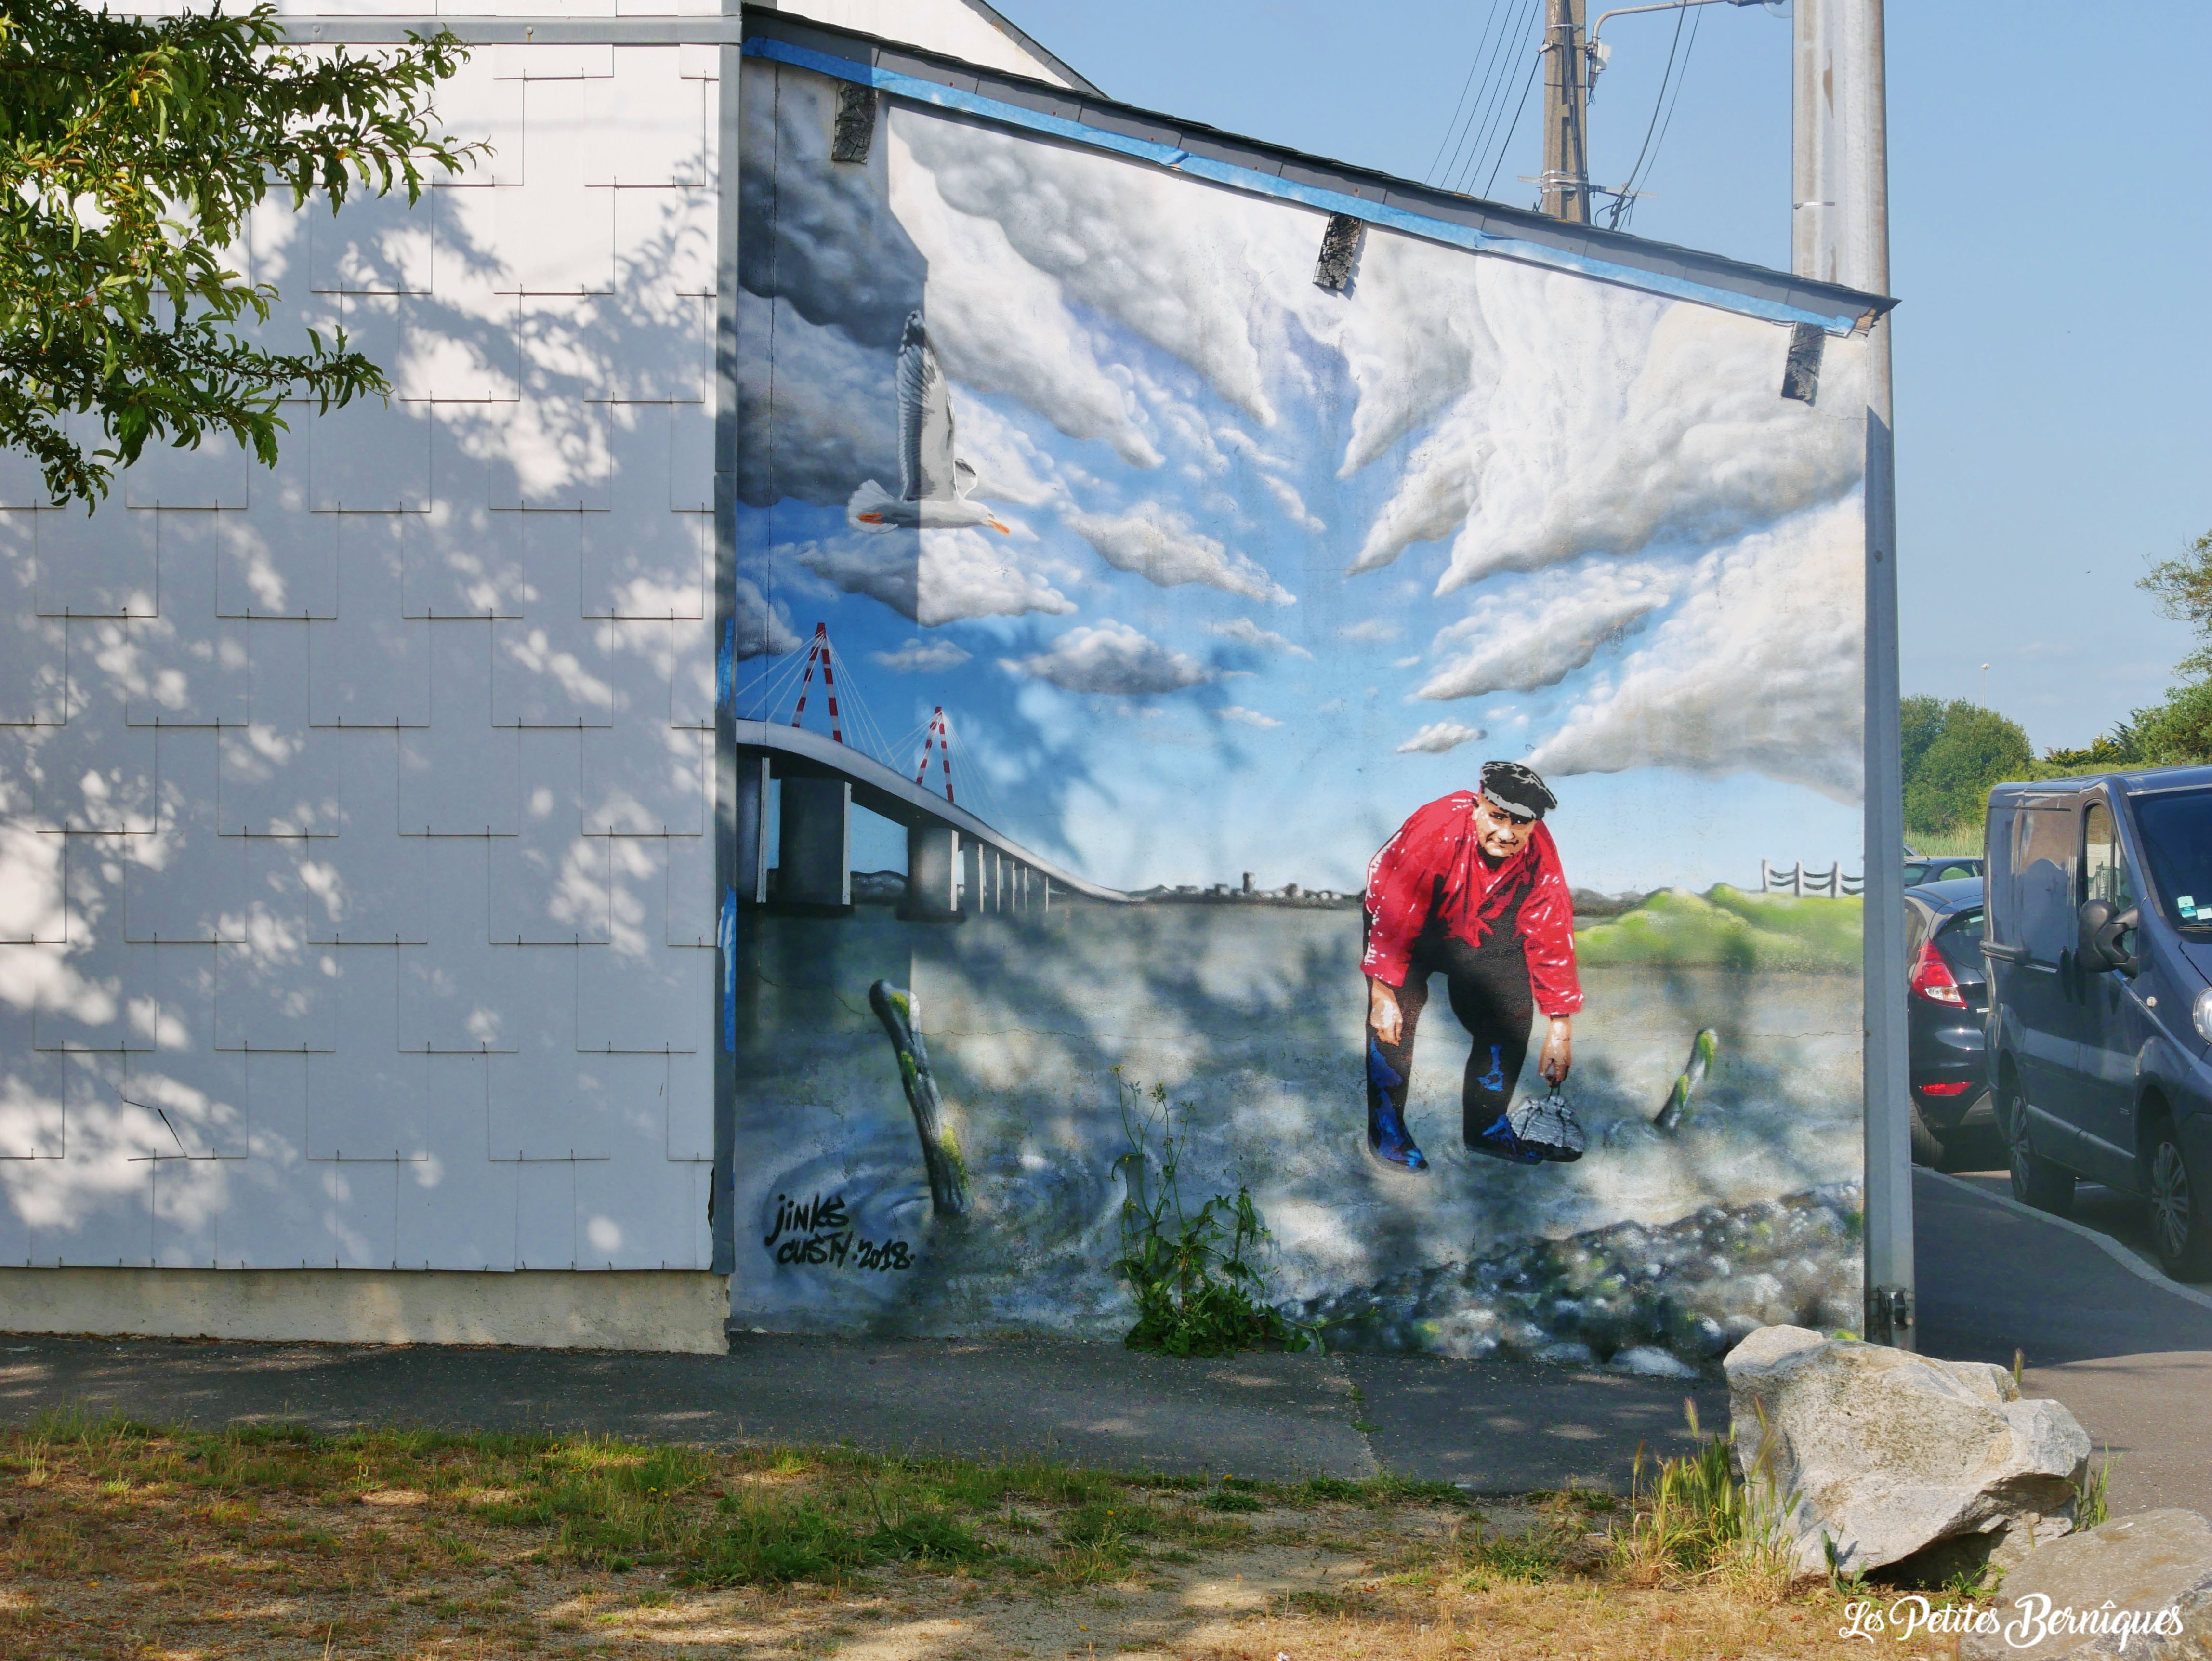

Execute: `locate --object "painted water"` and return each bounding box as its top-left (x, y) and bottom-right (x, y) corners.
top-left (729, 898), bottom-right (1862, 1361)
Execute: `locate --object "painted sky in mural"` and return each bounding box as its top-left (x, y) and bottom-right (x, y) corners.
top-left (736, 72), bottom-right (1870, 895)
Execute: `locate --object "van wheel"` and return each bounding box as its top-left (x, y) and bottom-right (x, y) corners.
top-left (2146, 1121), bottom-right (2212, 1280)
top-left (2006, 1088), bottom-right (2075, 1216)
top-left (1909, 1099), bottom-right (1947, 1169)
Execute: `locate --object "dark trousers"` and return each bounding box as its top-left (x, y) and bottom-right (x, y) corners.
top-left (1366, 926), bottom-right (1534, 1148)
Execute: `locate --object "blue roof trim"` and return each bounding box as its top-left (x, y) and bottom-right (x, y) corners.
top-left (745, 36), bottom-right (1868, 337)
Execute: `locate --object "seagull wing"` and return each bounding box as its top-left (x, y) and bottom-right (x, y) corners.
top-left (894, 318), bottom-right (927, 502)
top-left (895, 315), bottom-right (960, 503)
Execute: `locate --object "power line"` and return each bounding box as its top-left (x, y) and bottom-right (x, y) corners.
top-left (1611, 2), bottom-right (1705, 232)
top-left (1479, 45), bottom-right (1544, 201)
top-left (1437, 0), bottom-right (1525, 191)
top-left (1455, 0), bottom-right (1543, 195)
top-left (1424, 0), bottom-right (1507, 183)
top-left (1605, 0), bottom-right (1687, 229)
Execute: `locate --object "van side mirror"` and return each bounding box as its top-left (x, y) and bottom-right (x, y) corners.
top-left (2078, 899), bottom-right (2140, 974)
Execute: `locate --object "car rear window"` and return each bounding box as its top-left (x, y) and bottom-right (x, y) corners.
top-left (1936, 906), bottom-right (1985, 973)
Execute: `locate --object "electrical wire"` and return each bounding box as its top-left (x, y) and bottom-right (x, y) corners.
top-left (1435, 0), bottom-right (1526, 192)
top-left (1424, 0), bottom-right (1508, 184)
top-left (1605, 0), bottom-right (1688, 229)
top-left (1611, 1), bottom-right (1705, 232)
top-left (1436, 5), bottom-right (1517, 192)
top-left (1477, 46), bottom-right (1544, 201)
top-left (1454, 0), bottom-right (1543, 196)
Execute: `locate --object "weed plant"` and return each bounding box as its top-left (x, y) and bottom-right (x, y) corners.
top-left (1612, 1403), bottom-right (1792, 1589)
top-left (2073, 1446), bottom-right (2112, 1530)
top-left (1109, 1076), bottom-right (1321, 1356)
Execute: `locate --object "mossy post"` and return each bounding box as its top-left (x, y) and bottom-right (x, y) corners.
top-left (868, 980), bottom-right (970, 1216)
top-left (1653, 1028), bottom-right (1720, 1134)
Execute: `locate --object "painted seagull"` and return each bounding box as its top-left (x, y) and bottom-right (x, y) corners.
top-left (847, 311), bottom-right (1011, 535)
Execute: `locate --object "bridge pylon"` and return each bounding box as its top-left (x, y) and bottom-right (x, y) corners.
top-left (913, 706), bottom-right (955, 805)
top-left (789, 622), bottom-right (844, 744)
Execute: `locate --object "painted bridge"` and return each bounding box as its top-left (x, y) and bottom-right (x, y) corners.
top-left (732, 719), bottom-right (1132, 916)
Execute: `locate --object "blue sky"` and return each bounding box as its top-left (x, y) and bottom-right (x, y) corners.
top-left (1003, 0), bottom-right (2212, 754)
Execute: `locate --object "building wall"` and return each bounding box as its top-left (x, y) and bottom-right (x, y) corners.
top-left (727, 56), bottom-right (1873, 1369)
top-left (0, 1266), bottom-right (729, 1352)
top-left (0, 44), bottom-right (717, 1318)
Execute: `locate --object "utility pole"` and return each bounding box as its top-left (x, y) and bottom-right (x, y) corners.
top-left (1796, 0), bottom-right (1910, 1349)
top-left (1541, 0), bottom-right (1592, 222)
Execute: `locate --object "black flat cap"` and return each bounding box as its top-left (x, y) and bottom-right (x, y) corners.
top-left (1479, 760), bottom-right (1557, 821)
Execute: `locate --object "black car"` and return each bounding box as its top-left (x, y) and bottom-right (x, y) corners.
top-left (1904, 854), bottom-right (1985, 887)
top-left (1905, 876), bottom-right (1992, 1167)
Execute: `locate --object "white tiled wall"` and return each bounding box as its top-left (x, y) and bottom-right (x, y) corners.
top-left (0, 45), bottom-right (718, 1273)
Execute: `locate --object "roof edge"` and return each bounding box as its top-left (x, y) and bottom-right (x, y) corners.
top-left (742, 6), bottom-right (1894, 336)
top-left (952, 0), bottom-right (1102, 97)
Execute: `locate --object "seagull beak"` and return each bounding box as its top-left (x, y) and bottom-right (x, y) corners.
top-left (857, 512), bottom-right (884, 525)
top-left (988, 515), bottom-right (1010, 535)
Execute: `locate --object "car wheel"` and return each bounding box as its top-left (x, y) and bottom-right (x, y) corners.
top-left (2146, 1121), bottom-right (2212, 1281)
top-left (2006, 1087), bottom-right (2075, 1216)
top-left (1909, 1098), bottom-right (1947, 1169)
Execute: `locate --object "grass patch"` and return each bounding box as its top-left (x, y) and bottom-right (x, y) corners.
top-left (1201, 1489), bottom-right (1262, 1513)
top-left (1575, 884), bottom-right (1862, 972)
top-left (0, 1404), bottom-right (1905, 1659)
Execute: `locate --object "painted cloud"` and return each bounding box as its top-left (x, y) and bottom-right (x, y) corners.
top-left (1418, 560), bottom-right (1674, 701)
top-left (794, 529), bottom-right (1075, 627)
top-left (1002, 621), bottom-right (1213, 696)
top-left (1062, 504), bottom-right (1293, 606)
top-left (1527, 497), bottom-right (1867, 801)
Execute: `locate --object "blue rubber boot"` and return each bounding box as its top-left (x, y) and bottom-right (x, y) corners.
top-left (1366, 1039), bottom-right (1428, 1172)
top-left (1470, 1110), bottom-right (1546, 1166)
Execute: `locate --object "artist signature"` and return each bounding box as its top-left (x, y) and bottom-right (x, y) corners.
top-left (763, 1191), bottom-right (913, 1272)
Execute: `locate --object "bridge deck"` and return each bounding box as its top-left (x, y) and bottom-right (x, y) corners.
top-left (735, 720), bottom-right (1132, 904)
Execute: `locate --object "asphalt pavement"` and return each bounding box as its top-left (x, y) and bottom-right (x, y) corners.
top-left (0, 1330), bottom-right (1725, 1496)
top-left (1915, 1164), bottom-right (2212, 1517)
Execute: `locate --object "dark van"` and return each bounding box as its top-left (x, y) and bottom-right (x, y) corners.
top-left (1984, 767), bottom-right (2212, 1279)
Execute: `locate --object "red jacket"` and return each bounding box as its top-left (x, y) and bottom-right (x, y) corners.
top-left (1361, 791), bottom-right (1582, 1017)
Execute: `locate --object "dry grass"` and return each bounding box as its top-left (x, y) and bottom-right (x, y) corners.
top-left (0, 1409), bottom-right (1963, 1658)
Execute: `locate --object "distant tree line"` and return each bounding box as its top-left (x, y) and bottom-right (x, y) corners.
top-left (1902, 527), bottom-right (2212, 839)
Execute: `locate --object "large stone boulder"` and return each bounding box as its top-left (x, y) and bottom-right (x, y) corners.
top-left (1725, 1325), bottom-right (2090, 1576)
top-left (1961, 1509), bottom-right (2212, 1660)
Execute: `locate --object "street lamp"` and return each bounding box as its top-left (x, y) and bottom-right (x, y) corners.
top-left (1588, 0), bottom-right (1791, 98)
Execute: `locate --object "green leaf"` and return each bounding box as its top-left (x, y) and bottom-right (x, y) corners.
top-left (0, 1), bottom-right (481, 503)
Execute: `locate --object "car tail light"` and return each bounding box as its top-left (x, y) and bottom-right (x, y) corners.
top-left (1918, 1080), bottom-right (1973, 1097)
top-left (1909, 941), bottom-right (1965, 1006)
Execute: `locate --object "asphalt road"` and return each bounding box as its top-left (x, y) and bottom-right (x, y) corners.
top-left (1915, 1164), bottom-right (2212, 1517)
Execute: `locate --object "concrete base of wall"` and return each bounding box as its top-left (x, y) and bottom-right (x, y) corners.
top-left (0, 1268), bottom-right (729, 1354)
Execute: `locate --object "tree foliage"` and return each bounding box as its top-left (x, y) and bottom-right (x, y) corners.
top-left (2115, 529), bottom-right (2212, 766)
top-left (0, 0), bottom-right (476, 506)
top-left (2141, 530), bottom-right (2212, 680)
top-left (1900, 696), bottom-right (2033, 836)
top-left (2043, 725), bottom-right (2146, 773)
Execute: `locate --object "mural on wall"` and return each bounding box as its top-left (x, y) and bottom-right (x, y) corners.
top-left (729, 57), bottom-right (1873, 1369)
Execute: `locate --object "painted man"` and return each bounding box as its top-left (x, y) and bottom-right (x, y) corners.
top-left (1361, 760), bottom-right (1582, 1172)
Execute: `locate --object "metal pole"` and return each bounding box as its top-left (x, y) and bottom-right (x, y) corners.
top-left (1798, 0), bottom-right (1911, 1347)
top-left (1542, 0), bottom-right (1592, 222)
top-left (710, 0), bottom-right (747, 1285)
